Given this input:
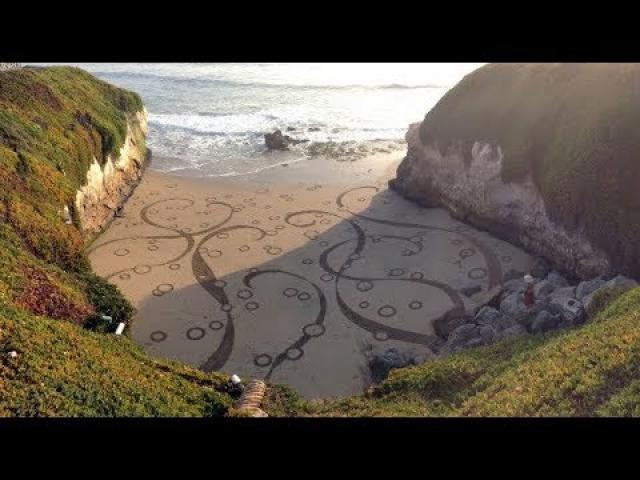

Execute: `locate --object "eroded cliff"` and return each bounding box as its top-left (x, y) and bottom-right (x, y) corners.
top-left (75, 109), bottom-right (148, 234)
top-left (391, 63), bottom-right (640, 280)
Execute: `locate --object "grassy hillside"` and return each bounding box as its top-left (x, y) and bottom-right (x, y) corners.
top-left (0, 67), bottom-right (242, 416)
top-left (418, 63), bottom-right (640, 278)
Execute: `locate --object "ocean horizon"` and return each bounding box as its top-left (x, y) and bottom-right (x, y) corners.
top-left (40, 63), bottom-right (484, 177)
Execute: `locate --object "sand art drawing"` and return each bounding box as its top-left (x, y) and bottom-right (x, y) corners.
top-left (88, 174), bottom-right (533, 397)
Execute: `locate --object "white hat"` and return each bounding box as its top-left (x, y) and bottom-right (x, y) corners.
top-left (524, 274), bottom-right (534, 283)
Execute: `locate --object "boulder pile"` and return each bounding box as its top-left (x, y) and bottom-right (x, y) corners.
top-left (439, 268), bottom-right (638, 354)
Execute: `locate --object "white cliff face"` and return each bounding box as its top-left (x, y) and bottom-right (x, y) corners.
top-left (75, 109), bottom-right (148, 234)
top-left (392, 123), bottom-right (612, 279)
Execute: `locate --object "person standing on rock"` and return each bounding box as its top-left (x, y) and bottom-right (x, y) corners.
top-left (523, 274), bottom-right (535, 308)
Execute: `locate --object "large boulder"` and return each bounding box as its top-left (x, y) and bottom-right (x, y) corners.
top-left (264, 129), bottom-right (289, 150)
top-left (433, 308), bottom-right (472, 339)
top-left (443, 324), bottom-right (484, 353)
top-left (530, 310), bottom-right (562, 334)
top-left (367, 347), bottom-right (415, 383)
top-left (500, 278), bottom-right (527, 302)
top-left (548, 296), bottom-right (586, 327)
top-left (533, 280), bottom-right (555, 298)
top-left (474, 306), bottom-right (516, 331)
top-left (499, 292), bottom-right (528, 318)
top-left (582, 275), bottom-right (638, 319)
top-left (551, 286), bottom-right (577, 299)
top-left (576, 276), bottom-right (607, 301)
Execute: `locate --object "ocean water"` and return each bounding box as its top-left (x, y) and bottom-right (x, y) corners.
top-left (52, 63), bottom-right (484, 177)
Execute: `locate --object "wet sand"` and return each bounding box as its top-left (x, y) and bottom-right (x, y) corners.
top-left (88, 152), bottom-right (535, 399)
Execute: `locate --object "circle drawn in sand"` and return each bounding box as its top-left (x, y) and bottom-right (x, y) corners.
top-left (468, 268), bottom-right (488, 280)
top-left (409, 301), bottom-right (423, 310)
top-left (114, 248), bottom-right (130, 257)
top-left (459, 248), bottom-right (475, 259)
top-left (303, 324), bottom-right (325, 338)
top-left (359, 301), bottom-right (370, 309)
top-left (410, 272), bottom-right (424, 280)
top-left (297, 292), bottom-right (311, 301)
top-left (209, 321), bottom-right (224, 330)
top-left (217, 232), bottom-right (229, 240)
top-left (150, 331), bottom-right (167, 343)
top-left (134, 265), bottom-right (152, 275)
top-left (254, 354), bottom-right (273, 368)
top-left (264, 246), bottom-right (282, 255)
top-left (320, 273), bottom-right (334, 282)
top-left (169, 263), bottom-right (180, 271)
top-left (237, 289), bottom-right (253, 300)
top-left (148, 245), bottom-right (159, 252)
top-left (302, 258), bottom-right (314, 265)
top-left (286, 348), bottom-right (304, 361)
top-left (388, 268), bottom-right (406, 277)
top-left (269, 215), bottom-right (281, 221)
top-left (374, 331), bottom-right (390, 341)
top-left (378, 305), bottom-right (397, 318)
top-left (119, 273), bottom-right (131, 280)
top-left (245, 301), bottom-right (260, 311)
top-left (157, 284), bottom-right (174, 294)
top-left (221, 304), bottom-right (232, 313)
top-left (186, 327), bottom-right (206, 341)
top-left (284, 288), bottom-right (299, 298)
top-left (357, 281), bottom-right (373, 292)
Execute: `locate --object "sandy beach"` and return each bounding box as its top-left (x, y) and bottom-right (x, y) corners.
top-left (88, 151), bottom-right (535, 398)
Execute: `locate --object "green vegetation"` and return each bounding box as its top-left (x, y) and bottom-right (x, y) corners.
top-left (0, 67), bottom-right (244, 416)
top-left (418, 63), bottom-right (640, 278)
top-left (0, 66), bottom-right (143, 327)
top-left (0, 301), bottom-right (233, 416)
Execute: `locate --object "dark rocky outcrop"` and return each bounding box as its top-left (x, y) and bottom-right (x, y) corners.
top-left (391, 63), bottom-right (640, 280)
top-left (438, 269), bottom-right (637, 354)
top-left (265, 129), bottom-right (289, 150)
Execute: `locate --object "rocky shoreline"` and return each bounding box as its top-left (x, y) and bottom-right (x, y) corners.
top-left (264, 128), bottom-right (404, 163)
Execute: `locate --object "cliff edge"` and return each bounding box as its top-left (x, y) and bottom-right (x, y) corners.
top-left (390, 63), bottom-right (640, 280)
